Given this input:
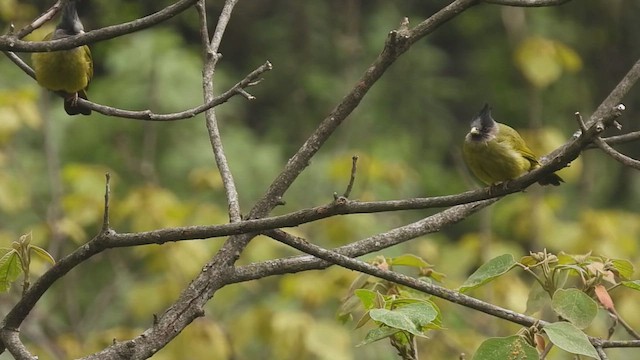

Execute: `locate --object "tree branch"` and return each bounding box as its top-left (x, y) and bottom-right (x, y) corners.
top-left (21, 60), bottom-right (272, 121)
top-left (232, 199), bottom-right (498, 282)
top-left (198, 0), bottom-right (243, 222)
top-left (264, 228), bottom-right (543, 327)
top-left (0, 0), bottom-right (200, 52)
top-left (483, 0), bottom-right (572, 6)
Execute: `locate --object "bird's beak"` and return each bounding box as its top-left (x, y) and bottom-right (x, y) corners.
top-left (469, 127), bottom-right (480, 135)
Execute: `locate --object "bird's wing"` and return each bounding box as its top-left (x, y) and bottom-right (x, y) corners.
top-left (498, 124), bottom-right (540, 167)
top-left (83, 45), bottom-right (93, 89)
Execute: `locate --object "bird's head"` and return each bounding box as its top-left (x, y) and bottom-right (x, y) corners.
top-left (53, 0), bottom-right (85, 39)
top-left (467, 103), bottom-right (497, 142)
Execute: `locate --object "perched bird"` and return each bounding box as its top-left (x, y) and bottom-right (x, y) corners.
top-left (31, 0), bottom-right (93, 115)
top-left (462, 104), bottom-right (563, 186)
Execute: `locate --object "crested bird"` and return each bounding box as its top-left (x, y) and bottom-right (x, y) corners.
top-left (32, 0), bottom-right (93, 116)
top-left (462, 104), bottom-right (563, 187)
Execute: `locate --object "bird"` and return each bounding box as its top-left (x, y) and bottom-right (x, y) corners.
top-left (31, 0), bottom-right (93, 116)
top-left (462, 104), bottom-right (563, 187)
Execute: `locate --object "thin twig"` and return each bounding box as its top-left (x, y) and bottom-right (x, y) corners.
top-left (612, 308), bottom-right (640, 339)
top-left (102, 173), bottom-right (111, 232)
top-left (343, 155), bottom-right (359, 198)
top-left (13, 0), bottom-right (63, 40)
top-left (596, 346), bottom-right (609, 360)
top-left (581, 104), bottom-right (640, 170)
top-left (597, 131), bottom-right (640, 147)
top-left (198, 0), bottom-right (242, 223)
top-left (592, 137), bottom-right (640, 171)
top-left (32, 61), bottom-right (272, 120)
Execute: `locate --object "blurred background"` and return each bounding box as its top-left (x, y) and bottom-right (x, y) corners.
top-left (1, 0), bottom-right (640, 358)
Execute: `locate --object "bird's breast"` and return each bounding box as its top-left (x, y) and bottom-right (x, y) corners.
top-left (32, 46), bottom-right (90, 93)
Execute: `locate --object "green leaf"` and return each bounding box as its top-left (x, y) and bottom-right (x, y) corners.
top-left (543, 322), bottom-right (598, 358)
top-left (354, 289), bottom-right (378, 310)
top-left (621, 280), bottom-right (640, 291)
top-left (0, 249), bottom-right (22, 292)
top-left (459, 254), bottom-right (516, 293)
top-left (29, 245), bottom-right (55, 265)
top-left (551, 289), bottom-right (598, 329)
top-left (472, 335), bottom-right (538, 360)
top-left (525, 281), bottom-right (549, 315)
top-left (357, 326), bottom-right (399, 346)
top-left (369, 302), bottom-right (438, 336)
top-left (610, 259), bottom-right (634, 280)
top-left (389, 254), bottom-right (431, 268)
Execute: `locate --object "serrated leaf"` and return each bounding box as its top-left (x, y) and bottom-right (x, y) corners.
top-left (369, 302), bottom-right (438, 336)
top-left (0, 250), bottom-right (22, 292)
top-left (354, 289), bottom-right (377, 310)
top-left (29, 245), bottom-right (55, 265)
top-left (543, 322), bottom-right (598, 358)
top-left (389, 254), bottom-right (431, 268)
top-left (621, 280), bottom-right (640, 291)
top-left (357, 326), bottom-right (399, 346)
top-left (551, 289), bottom-right (598, 329)
top-left (459, 254), bottom-right (516, 293)
top-left (472, 335), bottom-right (538, 360)
top-left (610, 259), bottom-right (634, 280)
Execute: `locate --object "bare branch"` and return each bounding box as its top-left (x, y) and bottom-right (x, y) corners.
top-left (593, 137), bottom-right (640, 170)
top-left (12, 0), bottom-right (63, 40)
top-left (102, 173), bottom-right (111, 232)
top-left (576, 106), bottom-right (640, 170)
top-left (53, 61), bottom-right (272, 121)
top-left (264, 228), bottom-right (542, 327)
top-left (0, 329), bottom-right (36, 360)
top-left (588, 59), bottom-right (640, 129)
top-left (598, 131), bottom-right (640, 147)
top-left (233, 199), bottom-right (499, 282)
top-left (342, 155), bottom-right (359, 198)
top-left (198, 0), bottom-right (242, 222)
top-left (596, 346), bottom-right (608, 360)
top-left (3, 51), bottom-right (34, 78)
top-left (0, 0), bottom-right (200, 52)
top-left (483, 0), bottom-right (572, 6)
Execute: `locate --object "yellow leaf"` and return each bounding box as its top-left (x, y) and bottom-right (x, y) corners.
top-left (514, 37), bottom-right (582, 89)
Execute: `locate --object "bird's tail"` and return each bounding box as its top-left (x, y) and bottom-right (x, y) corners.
top-left (64, 90), bottom-right (91, 116)
top-left (537, 173), bottom-right (564, 186)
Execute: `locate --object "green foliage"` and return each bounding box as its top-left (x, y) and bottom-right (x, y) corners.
top-left (550, 288), bottom-right (598, 329)
top-left (0, 233), bottom-right (54, 294)
top-left (459, 254), bottom-right (516, 293)
top-left (340, 255), bottom-right (443, 357)
top-left (472, 335), bottom-right (538, 360)
top-left (3, 1), bottom-right (640, 359)
top-left (542, 322), bottom-right (598, 359)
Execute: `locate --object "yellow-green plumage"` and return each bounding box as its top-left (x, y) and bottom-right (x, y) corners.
top-left (31, 0), bottom-right (93, 116)
top-left (463, 104), bottom-right (563, 186)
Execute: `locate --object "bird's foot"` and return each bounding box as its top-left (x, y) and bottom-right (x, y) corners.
top-left (488, 180), bottom-right (512, 195)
